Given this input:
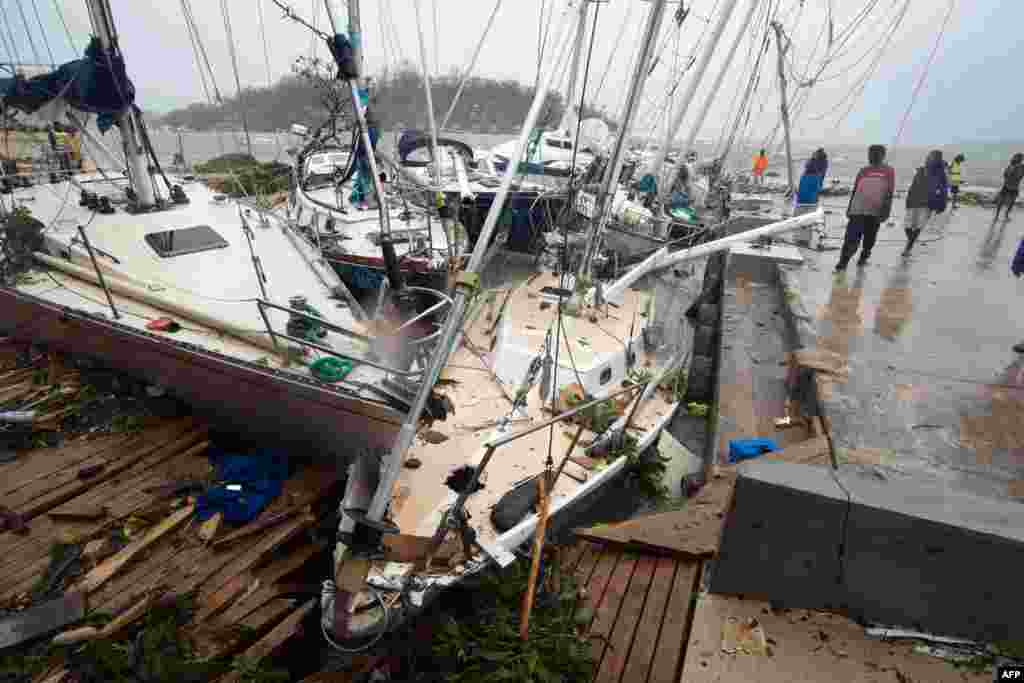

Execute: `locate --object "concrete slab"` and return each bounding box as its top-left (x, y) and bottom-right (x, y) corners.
top-left (709, 461), bottom-right (848, 609)
top-left (837, 465), bottom-right (1024, 642)
top-left (776, 201), bottom-right (1024, 504)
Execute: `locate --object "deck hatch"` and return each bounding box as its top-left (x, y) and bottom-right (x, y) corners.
top-left (145, 225), bottom-right (228, 258)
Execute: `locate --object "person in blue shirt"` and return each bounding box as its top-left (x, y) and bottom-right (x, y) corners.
top-left (796, 148), bottom-right (828, 206)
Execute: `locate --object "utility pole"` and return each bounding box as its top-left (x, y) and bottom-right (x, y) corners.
top-left (771, 20), bottom-right (795, 195)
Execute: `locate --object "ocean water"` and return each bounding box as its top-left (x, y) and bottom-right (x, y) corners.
top-left (147, 130), bottom-right (1023, 192)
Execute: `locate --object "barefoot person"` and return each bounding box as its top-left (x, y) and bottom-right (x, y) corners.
top-left (995, 153), bottom-right (1024, 221)
top-left (902, 150), bottom-right (948, 256)
top-left (835, 145), bottom-right (895, 271)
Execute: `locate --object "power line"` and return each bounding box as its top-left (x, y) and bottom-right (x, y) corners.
top-left (894, 0), bottom-right (955, 144)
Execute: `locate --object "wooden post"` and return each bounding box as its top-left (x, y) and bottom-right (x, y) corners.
top-left (520, 476), bottom-right (551, 640)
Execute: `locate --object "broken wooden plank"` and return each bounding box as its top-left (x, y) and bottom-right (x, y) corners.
top-left (620, 555), bottom-right (678, 683)
top-left (594, 554), bottom-right (657, 683)
top-left (648, 560), bottom-right (699, 683)
top-left (218, 600), bottom-right (316, 683)
top-left (575, 437), bottom-right (831, 558)
top-left (76, 504), bottom-right (195, 594)
top-left (0, 592), bottom-right (85, 649)
top-left (192, 513), bottom-right (316, 623)
top-left (209, 506), bottom-right (302, 551)
top-left (198, 513), bottom-right (223, 544)
top-left (46, 506), bottom-right (109, 522)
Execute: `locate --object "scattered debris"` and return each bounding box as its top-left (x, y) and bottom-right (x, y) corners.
top-left (0, 592), bottom-right (85, 649)
top-left (721, 616), bottom-right (768, 656)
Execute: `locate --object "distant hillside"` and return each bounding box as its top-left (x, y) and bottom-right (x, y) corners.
top-left (156, 63), bottom-right (615, 134)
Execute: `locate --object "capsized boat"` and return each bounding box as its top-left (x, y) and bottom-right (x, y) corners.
top-left (0, 5), bottom-right (452, 459)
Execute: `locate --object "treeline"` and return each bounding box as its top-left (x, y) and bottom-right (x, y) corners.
top-left (156, 63), bottom-right (616, 134)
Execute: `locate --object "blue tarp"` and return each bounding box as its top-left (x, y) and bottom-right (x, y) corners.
top-left (0, 38), bottom-right (134, 132)
top-left (196, 448), bottom-right (290, 524)
top-left (728, 437), bottom-right (779, 464)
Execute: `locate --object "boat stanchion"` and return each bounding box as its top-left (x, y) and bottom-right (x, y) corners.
top-left (76, 225), bottom-right (120, 320)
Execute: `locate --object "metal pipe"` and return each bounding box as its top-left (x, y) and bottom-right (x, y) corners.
top-left (364, 6), bottom-right (579, 524)
top-left (578, 0), bottom-right (668, 280)
top-left (76, 225), bottom-right (120, 319)
top-left (651, 0), bottom-right (741, 196)
top-left (439, 0), bottom-right (504, 131)
top-left (603, 209), bottom-right (824, 302)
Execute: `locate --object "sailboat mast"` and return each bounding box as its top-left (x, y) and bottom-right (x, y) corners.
top-left (558, 0), bottom-right (590, 134)
top-left (659, 0), bottom-right (760, 207)
top-left (771, 20), bottom-right (795, 194)
top-left (650, 0), bottom-right (740, 192)
top-left (84, 0), bottom-right (155, 208)
top-left (577, 0), bottom-right (668, 280)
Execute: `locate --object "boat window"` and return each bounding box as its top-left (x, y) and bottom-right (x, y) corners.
top-left (599, 367), bottom-right (612, 385)
top-left (145, 225), bottom-right (229, 258)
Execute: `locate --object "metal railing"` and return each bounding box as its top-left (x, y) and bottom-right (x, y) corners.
top-left (254, 298), bottom-right (424, 379)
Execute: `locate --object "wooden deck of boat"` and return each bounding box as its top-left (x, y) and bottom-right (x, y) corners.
top-left (561, 539), bottom-right (990, 683)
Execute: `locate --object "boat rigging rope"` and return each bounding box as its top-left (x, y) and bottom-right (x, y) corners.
top-left (181, 0), bottom-right (224, 104)
top-left (0, 3), bottom-right (23, 66)
top-left (52, 0), bottom-right (76, 54)
top-left (13, 0), bottom-right (41, 65)
top-left (432, 0), bottom-right (441, 75)
top-left (893, 0), bottom-right (955, 144)
top-left (257, 0), bottom-right (274, 87)
top-left (590, 0), bottom-right (633, 107)
top-left (220, 0), bottom-right (255, 158)
top-left (546, 0), bottom-right (602, 470)
top-left (28, 0), bottom-right (53, 67)
top-left (439, 0), bottom-right (504, 131)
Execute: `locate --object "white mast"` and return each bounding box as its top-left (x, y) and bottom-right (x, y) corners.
top-left (771, 20), bottom-right (795, 194)
top-left (558, 0), bottom-right (590, 134)
top-left (659, 0), bottom-right (760, 206)
top-left (578, 0), bottom-right (669, 280)
top-left (84, 0), bottom-right (155, 208)
top-left (649, 0), bottom-right (740, 195)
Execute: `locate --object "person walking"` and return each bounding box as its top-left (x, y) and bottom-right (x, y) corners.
top-left (948, 154), bottom-right (964, 209)
top-left (1012, 236), bottom-right (1024, 353)
top-left (796, 148), bottom-right (829, 206)
top-left (902, 150), bottom-right (948, 256)
top-left (752, 148), bottom-right (768, 186)
top-left (835, 144), bottom-right (895, 272)
top-left (995, 153), bottom-right (1024, 221)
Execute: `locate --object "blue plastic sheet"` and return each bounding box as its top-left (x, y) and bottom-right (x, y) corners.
top-left (728, 437), bottom-right (779, 464)
top-left (0, 38), bottom-right (134, 132)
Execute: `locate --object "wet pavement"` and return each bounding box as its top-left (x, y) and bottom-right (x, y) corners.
top-left (783, 200), bottom-right (1024, 502)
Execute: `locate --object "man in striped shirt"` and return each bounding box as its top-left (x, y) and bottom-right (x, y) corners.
top-left (836, 144), bottom-right (895, 272)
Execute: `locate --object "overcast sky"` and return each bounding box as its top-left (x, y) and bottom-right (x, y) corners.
top-left (6, 0), bottom-right (1019, 146)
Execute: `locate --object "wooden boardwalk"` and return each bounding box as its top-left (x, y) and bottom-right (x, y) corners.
top-left (562, 541), bottom-right (702, 683)
top-left (563, 539), bottom-right (990, 683)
